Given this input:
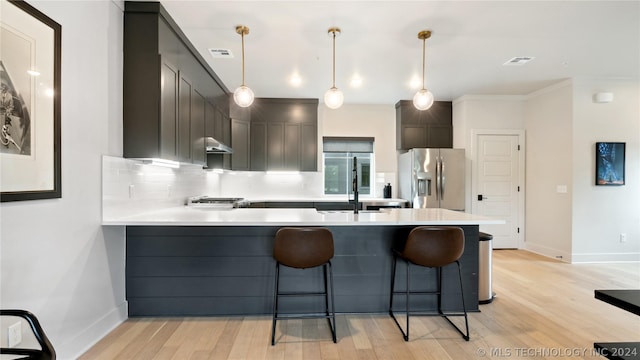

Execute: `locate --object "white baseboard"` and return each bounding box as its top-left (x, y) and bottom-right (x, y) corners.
top-left (571, 252), bottom-right (640, 263)
top-left (57, 301), bottom-right (128, 359)
top-left (524, 242), bottom-right (572, 262)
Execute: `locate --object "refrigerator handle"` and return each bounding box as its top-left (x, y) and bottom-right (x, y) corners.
top-left (440, 157), bottom-right (445, 200)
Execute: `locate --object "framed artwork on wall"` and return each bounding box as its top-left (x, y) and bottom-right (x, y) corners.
top-left (0, 0), bottom-right (61, 202)
top-left (595, 142), bottom-right (625, 186)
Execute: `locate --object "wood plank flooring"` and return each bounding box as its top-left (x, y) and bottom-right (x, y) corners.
top-left (80, 250), bottom-right (640, 359)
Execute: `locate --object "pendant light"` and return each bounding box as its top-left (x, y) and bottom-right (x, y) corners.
top-left (324, 27), bottom-right (343, 109)
top-left (233, 25), bottom-right (254, 107)
top-left (413, 30), bottom-right (434, 111)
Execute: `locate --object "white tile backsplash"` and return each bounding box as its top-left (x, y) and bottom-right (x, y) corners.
top-left (218, 171), bottom-right (324, 199)
top-left (102, 156), bottom-right (220, 219)
top-left (103, 156), bottom-right (398, 220)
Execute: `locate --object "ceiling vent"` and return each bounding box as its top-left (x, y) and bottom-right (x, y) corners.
top-left (503, 56), bottom-right (535, 66)
top-left (209, 48), bottom-right (234, 59)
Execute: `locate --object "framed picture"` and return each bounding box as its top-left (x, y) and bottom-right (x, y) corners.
top-left (0, 0), bottom-right (61, 202)
top-left (595, 142), bottom-right (625, 186)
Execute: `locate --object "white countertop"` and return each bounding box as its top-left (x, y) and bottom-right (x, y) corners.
top-left (245, 197), bottom-right (407, 203)
top-left (102, 207), bottom-right (504, 226)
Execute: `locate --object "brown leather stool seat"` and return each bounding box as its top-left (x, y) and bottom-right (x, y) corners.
top-left (389, 226), bottom-right (470, 341)
top-left (271, 227), bottom-right (337, 345)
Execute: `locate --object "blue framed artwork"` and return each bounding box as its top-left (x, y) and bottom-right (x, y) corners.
top-left (596, 142), bottom-right (625, 186)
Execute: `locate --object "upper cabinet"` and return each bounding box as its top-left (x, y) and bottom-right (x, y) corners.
top-left (395, 100), bottom-right (453, 150)
top-left (230, 101), bottom-right (250, 171)
top-left (249, 98), bottom-right (318, 171)
top-left (123, 2), bottom-right (229, 165)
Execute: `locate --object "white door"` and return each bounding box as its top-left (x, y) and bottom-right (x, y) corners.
top-left (473, 134), bottom-right (522, 248)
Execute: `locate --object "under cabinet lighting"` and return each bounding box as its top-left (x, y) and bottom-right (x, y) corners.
top-left (266, 171), bottom-right (300, 175)
top-left (141, 158), bottom-right (180, 168)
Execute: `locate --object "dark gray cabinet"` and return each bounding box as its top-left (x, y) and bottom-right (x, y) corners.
top-left (159, 57), bottom-right (178, 160)
top-left (230, 101), bottom-right (250, 171)
top-left (250, 98), bottom-right (318, 171)
top-left (178, 75), bottom-right (192, 163)
top-left (191, 89), bottom-right (206, 166)
top-left (395, 100), bottom-right (453, 150)
top-left (124, 2), bottom-right (230, 164)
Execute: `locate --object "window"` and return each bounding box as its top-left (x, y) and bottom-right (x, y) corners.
top-left (323, 137), bottom-right (374, 195)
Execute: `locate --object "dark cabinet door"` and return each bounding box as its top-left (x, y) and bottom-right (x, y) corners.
top-left (401, 124), bottom-right (428, 150)
top-left (160, 58), bottom-right (178, 160)
top-left (250, 122), bottom-right (267, 171)
top-left (396, 100), bottom-right (452, 150)
top-left (284, 124), bottom-right (300, 170)
top-left (178, 74), bottom-right (192, 162)
top-left (267, 123), bottom-right (285, 170)
top-left (231, 118), bottom-right (250, 170)
top-left (300, 123), bottom-right (317, 171)
top-left (427, 124), bottom-right (453, 148)
top-left (205, 100), bottom-right (215, 139)
top-left (191, 89), bottom-right (206, 165)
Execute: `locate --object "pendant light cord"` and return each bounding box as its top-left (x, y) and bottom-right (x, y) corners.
top-left (241, 31), bottom-right (246, 86)
top-left (332, 30), bottom-right (336, 89)
top-left (421, 36), bottom-right (426, 91)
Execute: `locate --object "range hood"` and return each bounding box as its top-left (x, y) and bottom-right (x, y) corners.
top-left (205, 137), bottom-right (233, 154)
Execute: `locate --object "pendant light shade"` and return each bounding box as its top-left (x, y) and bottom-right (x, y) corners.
top-left (413, 30), bottom-right (433, 111)
top-left (324, 87), bottom-right (344, 110)
top-left (413, 89), bottom-right (434, 110)
top-left (234, 25), bottom-right (254, 107)
top-left (324, 27), bottom-right (343, 109)
top-left (233, 85), bottom-right (254, 108)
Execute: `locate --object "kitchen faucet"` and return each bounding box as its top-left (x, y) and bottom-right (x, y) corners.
top-left (351, 156), bottom-right (359, 214)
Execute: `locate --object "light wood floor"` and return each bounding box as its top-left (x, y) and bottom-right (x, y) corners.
top-left (80, 250), bottom-right (640, 359)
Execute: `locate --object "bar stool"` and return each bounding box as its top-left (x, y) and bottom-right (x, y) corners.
top-left (271, 227), bottom-right (337, 345)
top-left (389, 226), bottom-right (470, 341)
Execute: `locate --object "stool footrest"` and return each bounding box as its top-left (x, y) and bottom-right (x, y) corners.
top-left (274, 314), bottom-right (334, 320)
top-left (277, 291), bottom-right (327, 297)
top-left (391, 290), bottom-right (441, 296)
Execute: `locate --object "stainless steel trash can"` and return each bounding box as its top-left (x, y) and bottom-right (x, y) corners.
top-left (479, 232), bottom-right (495, 304)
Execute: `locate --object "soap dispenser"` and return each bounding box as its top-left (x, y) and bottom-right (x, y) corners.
top-left (383, 183), bottom-right (392, 198)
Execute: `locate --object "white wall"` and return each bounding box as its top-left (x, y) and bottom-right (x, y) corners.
top-left (0, 1), bottom-right (126, 358)
top-left (524, 81), bottom-right (575, 261)
top-left (452, 95), bottom-right (526, 213)
top-left (571, 78), bottom-right (640, 262)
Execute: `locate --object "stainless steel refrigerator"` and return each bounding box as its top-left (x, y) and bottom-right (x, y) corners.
top-left (398, 148), bottom-right (465, 210)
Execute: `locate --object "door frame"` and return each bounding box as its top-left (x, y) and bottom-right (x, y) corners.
top-left (470, 129), bottom-right (526, 249)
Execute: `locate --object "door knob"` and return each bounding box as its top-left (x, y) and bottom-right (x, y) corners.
top-left (477, 194), bottom-right (485, 201)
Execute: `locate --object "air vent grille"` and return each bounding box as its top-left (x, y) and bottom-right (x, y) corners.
top-left (503, 56), bottom-right (535, 66)
top-left (209, 48), bottom-right (234, 59)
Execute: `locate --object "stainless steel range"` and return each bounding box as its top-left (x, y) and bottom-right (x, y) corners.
top-left (186, 196), bottom-right (249, 209)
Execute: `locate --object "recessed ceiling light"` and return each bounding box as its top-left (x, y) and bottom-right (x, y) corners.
top-left (289, 74), bottom-right (302, 87)
top-left (409, 76), bottom-right (422, 89)
top-left (350, 75), bottom-right (362, 88)
top-left (503, 56), bottom-right (535, 66)
top-left (209, 48), bottom-right (234, 59)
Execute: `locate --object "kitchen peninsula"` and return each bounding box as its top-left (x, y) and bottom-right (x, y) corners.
top-left (104, 207), bottom-right (502, 317)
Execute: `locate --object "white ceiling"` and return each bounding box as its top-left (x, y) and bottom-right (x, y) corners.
top-left (156, 1), bottom-right (640, 105)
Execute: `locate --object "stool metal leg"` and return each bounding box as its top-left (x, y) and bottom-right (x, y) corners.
top-left (271, 262), bottom-right (280, 346)
top-left (389, 254), bottom-right (410, 341)
top-left (389, 253), bottom-right (397, 313)
top-left (326, 262), bottom-right (337, 343)
top-left (440, 261), bottom-right (470, 341)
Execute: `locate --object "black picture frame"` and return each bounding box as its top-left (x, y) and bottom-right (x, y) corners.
top-left (595, 142), bottom-right (625, 186)
top-left (0, 0), bottom-right (61, 202)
